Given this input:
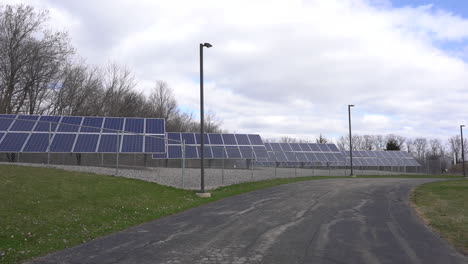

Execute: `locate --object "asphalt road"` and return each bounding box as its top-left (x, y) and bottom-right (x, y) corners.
top-left (31, 178), bottom-right (467, 264)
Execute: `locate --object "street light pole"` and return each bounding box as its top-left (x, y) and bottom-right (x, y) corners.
top-left (198, 42), bottom-right (212, 196)
top-left (348, 104), bottom-right (355, 176)
top-left (461, 125), bottom-right (466, 178)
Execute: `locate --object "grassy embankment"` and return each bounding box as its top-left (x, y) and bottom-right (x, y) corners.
top-left (0, 164), bottom-right (462, 263)
top-left (412, 179), bottom-right (468, 254)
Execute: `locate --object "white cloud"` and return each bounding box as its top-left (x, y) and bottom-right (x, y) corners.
top-left (6, 0), bottom-right (468, 142)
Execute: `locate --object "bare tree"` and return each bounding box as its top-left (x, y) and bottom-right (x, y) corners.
top-left (413, 138), bottom-right (428, 161)
top-left (280, 136), bottom-right (297, 143)
top-left (148, 81), bottom-right (178, 120)
top-left (372, 135), bottom-right (386, 150)
top-left (316, 134), bottom-right (328, 144)
top-left (362, 135), bottom-right (374, 150)
top-left (336, 134), bottom-right (362, 150)
top-left (428, 138), bottom-right (443, 158)
top-left (0, 4), bottom-right (73, 114)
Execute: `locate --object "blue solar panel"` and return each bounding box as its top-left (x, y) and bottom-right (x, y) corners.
top-left (239, 146), bottom-right (254, 159)
top-left (280, 143), bottom-right (293, 152)
top-left (145, 135), bottom-right (165, 153)
top-left (167, 133), bottom-right (181, 144)
top-left (197, 146), bottom-right (213, 159)
top-left (23, 133), bottom-right (50, 152)
top-left (124, 118), bottom-right (144, 134)
top-left (314, 152), bottom-right (328, 162)
top-left (305, 153), bottom-right (318, 162)
top-left (309, 144), bottom-right (321, 152)
top-left (98, 134), bottom-right (120, 152)
top-left (0, 133), bottom-right (29, 151)
top-left (168, 145), bottom-right (182, 159)
top-left (146, 118), bottom-right (165, 134)
top-left (324, 153), bottom-right (338, 162)
top-left (185, 145), bottom-right (198, 159)
top-left (253, 146), bottom-right (269, 159)
top-left (208, 134), bottom-right (223, 145)
top-left (212, 146), bottom-right (227, 158)
top-left (289, 143), bottom-right (302, 151)
top-left (299, 143), bottom-right (311, 151)
top-left (235, 134), bottom-right (250, 145)
top-left (121, 135), bottom-right (143, 152)
top-left (284, 152), bottom-right (296, 162)
top-left (10, 115), bottom-right (39, 131)
top-left (226, 147), bottom-right (241, 158)
top-left (317, 144), bottom-right (331, 152)
top-left (80, 117), bottom-right (103, 132)
top-left (73, 134), bottom-right (99, 152)
top-left (327, 144), bottom-right (340, 152)
top-left (57, 116), bottom-right (82, 132)
top-left (181, 133), bottom-right (196, 144)
top-left (50, 134), bottom-right (77, 152)
top-left (34, 116), bottom-right (61, 132)
top-left (295, 152), bottom-right (308, 162)
top-left (222, 134), bottom-right (237, 145)
top-left (195, 133), bottom-right (210, 145)
top-left (270, 143), bottom-right (282, 151)
top-left (273, 152), bottom-right (288, 162)
top-left (103, 118), bottom-right (124, 133)
top-left (248, 134), bottom-right (263, 145)
top-left (0, 115), bottom-right (16, 131)
top-left (264, 143), bottom-right (273, 151)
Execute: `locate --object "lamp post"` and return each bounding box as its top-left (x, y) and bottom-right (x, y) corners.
top-left (348, 104), bottom-right (355, 176)
top-left (461, 125), bottom-right (466, 178)
top-left (198, 42), bottom-right (212, 197)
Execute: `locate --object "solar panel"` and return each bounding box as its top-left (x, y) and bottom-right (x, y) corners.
top-left (167, 133), bottom-right (181, 144)
top-left (0, 115), bottom-right (16, 131)
top-left (34, 116), bottom-right (61, 132)
top-left (195, 133), bottom-right (210, 145)
top-left (57, 116), bottom-right (82, 132)
top-left (145, 118), bottom-right (165, 134)
top-left (50, 134), bottom-right (77, 152)
top-left (235, 134), bottom-right (251, 145)
top-left (168, 145), bottom-right (182, 159)
top-left (80, 117), bottom-right (103, 133)
top-left (264, 143), bottom-right (273, 151)
top-left (121, 135), bottom-right (143, 152)
top-left (197, 146), bottom-right (213, 159)
top-left (145, 135), bottom-right (165, 153)
top-left (124, 118), bottom-right (144, 134)
top-left (309, 144), bottom-right (321, 152)
top-left (253, 146), bottom-right (269, 159)
top-left (74, 134), bottom-right (100, 152)
top-left (226, 147), bottom-right (242, 158)
top-left (284, 152), bottom-right (297, 162)
top-left (103, 117), bottom-right (124, 133)
top-left (0, 133), bottom-right (29, 152)
top-left (22, 133), bottom-right (49, 152)
top-left (317, 144), bottom-right (331, 152)
top-left (181, 133), bottom-right (196, 144)
top-left (98, 134), bottom-right (120, 152)
top-left (327, 144), bottom-right (340, 152)
top-left (289, 143), bottom-right (302, 151)
top-left (295, 152), bottom-right (308, 162)
top-left (185, 145), bottom-right (198, 159)
top-left (212, 146), bottom-right (227, 158)
top-left (10, 115), bottom-right (39, 131)
top-left (248, 134), bottom-right (263, 145)
top-left (273, 152), bottom-right (288, 162)
top-left (239, 146), bottom-right (254, 159)
top-left (324, 153), bottom-right (338, 162)
top-left (315, 152), bottom-right (328, 162)
top-left (208, 134), bottom-right (223, 145)
top-left (280, 143), bottom-right (293, 152)
top-left (270, 143), bottom-right (282, 151)
top-left (222, 134), bottom-right (237, 145)
top-left (299, 143), bottom-right (311, 151)
top-left (305, 152), bottom-right (318, 162)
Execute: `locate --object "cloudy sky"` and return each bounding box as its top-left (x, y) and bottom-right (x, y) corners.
top-left (8, 0), bottom-right (468, 142)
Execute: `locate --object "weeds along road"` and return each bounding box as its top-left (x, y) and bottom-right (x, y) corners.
top-left (31, 178), bottom-right (467, 264)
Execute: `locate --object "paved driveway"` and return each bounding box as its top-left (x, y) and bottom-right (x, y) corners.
top-left (31, 178), bottom-right (467, 264)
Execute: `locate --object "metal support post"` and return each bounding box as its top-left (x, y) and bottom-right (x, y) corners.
top-left (47, 122), bottom-right (51, 166)
top-left (182, 139), bottom-right (186, 188)
top-left (115, 131), bottom-right (120, 176)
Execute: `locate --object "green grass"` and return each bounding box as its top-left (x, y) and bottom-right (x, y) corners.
top-left (0, 165), bottom-right (462, 263)
top-left (412, 180), bottom-right (468, 254)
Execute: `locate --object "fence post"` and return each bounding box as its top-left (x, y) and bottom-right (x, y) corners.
top-left (222, 148), bottom-right (225, 185)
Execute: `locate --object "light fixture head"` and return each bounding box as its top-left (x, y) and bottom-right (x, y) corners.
top-left (349, 104), bottom-right (355, 107)
top-left (203, 43), bottom-right (213, 48)
top-left (462, 125), bottom-right (466, 128)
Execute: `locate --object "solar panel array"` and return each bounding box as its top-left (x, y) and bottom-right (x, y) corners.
top-left (0, 115), bottom-right (165, 153)
top-left (343, 150), bottom-right (420, 167)
top-left (263, 143), bottom-right (347, 165)
top-left (152, 132), bottom-right (269, 160)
